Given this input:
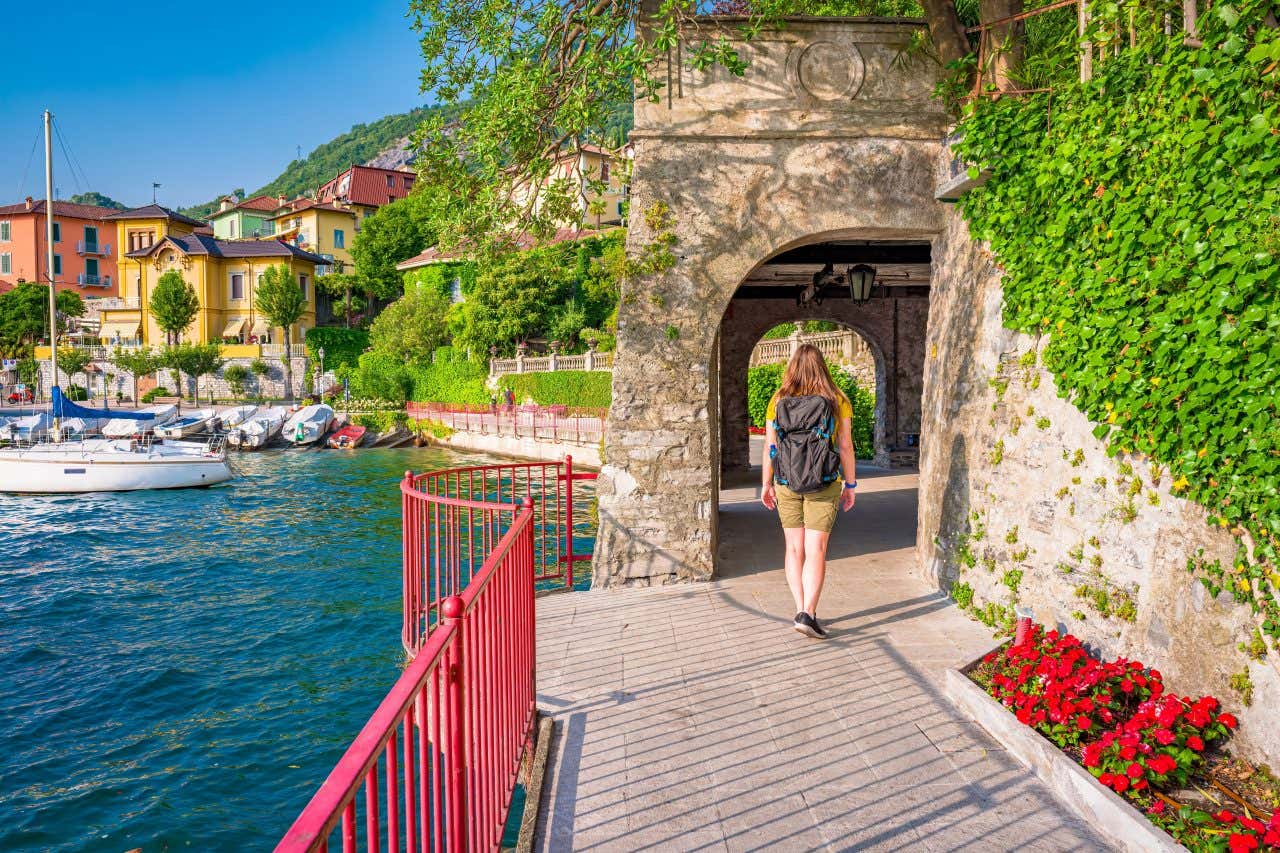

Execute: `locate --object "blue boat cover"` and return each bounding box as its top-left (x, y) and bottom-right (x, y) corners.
top-left (50, 386), bottom-right (155, 420)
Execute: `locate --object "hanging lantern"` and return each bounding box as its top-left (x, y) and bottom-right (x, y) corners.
top-left (847, 264), bottom-right (876, 302)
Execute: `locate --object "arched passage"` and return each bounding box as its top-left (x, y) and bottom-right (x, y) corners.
top-left (720, 316), bottom-right (891, 469)
top-left (590, 18), bottom-right (949, 588)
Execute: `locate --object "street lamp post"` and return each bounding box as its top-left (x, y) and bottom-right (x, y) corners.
top-left (316, 346), bottom-right (326, 397)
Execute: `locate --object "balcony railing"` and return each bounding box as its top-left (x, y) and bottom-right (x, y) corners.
top-left (77, 274), bottom-right (112, 287)
top-left (76, 241), bottom-right (111, 256)
top-left (250, 225), bottom-right (276, 237)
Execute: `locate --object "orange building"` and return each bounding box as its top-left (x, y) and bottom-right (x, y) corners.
top-left (0, 198), bottom-right (120, 294)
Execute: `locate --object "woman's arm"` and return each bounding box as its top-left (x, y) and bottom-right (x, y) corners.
top-left (761, 420), bottom-right (778, 509)
top-left (837, 416), bottom-right (857, 511)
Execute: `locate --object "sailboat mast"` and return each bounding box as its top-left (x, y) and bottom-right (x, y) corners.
top-left (44, 110), bottom-right (58, 402)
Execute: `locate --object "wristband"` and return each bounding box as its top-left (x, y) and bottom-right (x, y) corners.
top-left (844, 481), bottom-right (857, 490)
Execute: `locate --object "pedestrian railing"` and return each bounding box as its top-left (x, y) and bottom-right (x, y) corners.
top-left (277, 498), bottom-right (538, 853)
top-left (400, 457), bottom-right (596, 654)
top-left (405, 402), bottom-right (606, 446)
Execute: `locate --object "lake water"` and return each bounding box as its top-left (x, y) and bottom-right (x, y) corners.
top-left (0, 445), bottom-right (514, 852)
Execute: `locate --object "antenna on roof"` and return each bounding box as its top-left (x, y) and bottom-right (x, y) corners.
top-left (297, 145), bottom-right (302, 160)
top-left (152, 182), bottom-right (161, 204)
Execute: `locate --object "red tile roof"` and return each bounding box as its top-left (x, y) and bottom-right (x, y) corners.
top-left (237, 195), bottom-right (282, 212)
top-left (271, 198), bottom-right (353, 217)
top-left (316, 164), bottom-right (416, 208)
top-left (0, 199), bottom-right (122, 220)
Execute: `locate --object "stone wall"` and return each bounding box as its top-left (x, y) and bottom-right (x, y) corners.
top-left (718, 298), bottom-right (928, 470)
top-left (592, 18), bottom-right (948, 587)
top-left (919, 203), bottom-right (1280, 766)
top-left (41, 355), bottom-right (311, 402)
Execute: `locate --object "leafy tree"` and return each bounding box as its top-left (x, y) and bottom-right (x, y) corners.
top-left (367, 285), bottom-right (452, 364)
top-left (110, 347), bottom-right (159, 403)
top-left (150, 271), bottom-right (200, 344)
top-left (254, 264), bottom-right (307, 400)
top-left (223, 364), bottom-right (250, 399)
top-left (158, 343), bottom-right (223, 403)
top-left (0, 283), bottom-right (85, 352)
top-left (453, 245), bottom-right (574, 355)
top-left (55, 347), bottom-right (93, 393)
top-left (186, 344), bottom-right (226, 405)
top-left (250, 358), bottom-right (272, 400)
top-left (350, 195), bottom-right (434, 300)
top-left (587, 198), bottom-right (607, 231)
top-left (318, 272), bottom-right (367, 329)
top-left (68, 191), bottom-right (126, 210)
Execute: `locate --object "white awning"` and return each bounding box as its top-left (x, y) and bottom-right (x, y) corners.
top-left (250, 317), bottom-right (270, 337)
top-left (99, 318), bottom-right (142, 340)
top-left (221, 318), bottom-right (247, 338)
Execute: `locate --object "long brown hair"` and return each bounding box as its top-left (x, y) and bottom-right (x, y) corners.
top-left (779, 344), bottom-right (845, 405)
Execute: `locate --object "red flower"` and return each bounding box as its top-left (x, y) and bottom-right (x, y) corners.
top-left (1217, 810), bottom-right (1238, 824)
top-left (1120, 745), bottom-right (1138, 761)
top-left (1241, 817), bottom-right (1266, 833)
top-left (1120, 679), bottom-right (1134, 693)
top-left (1220, 713), bottom-right (1239, 729)
top-left (1126, 762), bottom-right (1145, 779)
top-left (1153, 728), bottom-right (1176, 745)
top-left (1228, 833), bottom-right (1258, 853)
top-left (1112, 776), bottom-right (1130, 793)
top-left (1076, 715), bottom-right (1092, 731)
top-left (1148, 754), bottom-right (1178, 775)
top-left (1186, 735), bottom-right (1205, 751)
top-left (1149, 800), bottom-right (1167, 815)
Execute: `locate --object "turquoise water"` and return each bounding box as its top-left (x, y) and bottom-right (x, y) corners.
top-left (0, 445), bottom-right (520, 852)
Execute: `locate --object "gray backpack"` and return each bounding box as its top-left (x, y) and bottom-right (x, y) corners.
top-left (771, 395), bottom-right (842, 493)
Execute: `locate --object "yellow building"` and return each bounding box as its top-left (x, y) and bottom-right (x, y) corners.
top-left (269, 199), bottom-right (360, 275)
top-left (512, 144), bottom-right (632, 228)
top-left (96, 205), bottom-right (324, 357)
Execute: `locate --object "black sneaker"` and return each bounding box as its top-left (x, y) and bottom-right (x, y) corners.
top-left (794, 611), bottom-right (828, 639)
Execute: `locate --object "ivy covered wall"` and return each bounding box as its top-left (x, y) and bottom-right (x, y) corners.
top-left (921, 1), bottom-right (1280, 764)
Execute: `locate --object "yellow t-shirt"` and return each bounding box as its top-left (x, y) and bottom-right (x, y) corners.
top-left (765, 392), bottom-right (852, 425)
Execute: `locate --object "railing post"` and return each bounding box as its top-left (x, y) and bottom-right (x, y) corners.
top-left (441, 595), bottom-right (467, 853)
top-left (564, 455), bottom-right (575, 589)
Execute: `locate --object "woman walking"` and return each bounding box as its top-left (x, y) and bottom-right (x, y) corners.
top-left (760, 344), bottom-right (857, 639)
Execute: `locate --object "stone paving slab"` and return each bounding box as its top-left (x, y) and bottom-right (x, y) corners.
top-left (533, 469), bottom-right (1112, 852)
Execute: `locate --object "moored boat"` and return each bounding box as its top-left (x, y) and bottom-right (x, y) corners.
top-left (0, 412), bottom-right (53, 443)
top-left (283, 404), bottom-right (334, 447)
top-left (326, 424), bottom-right (366, 449)
top-left (0, 436), bottom-right (232, 493)
top-left (102, 404), bottom-right (177, 438)
top-left (217, 405), bottom-right (259, 430)
top-left (227, 406), bottom-right (286, 450)
top-left (154, 408), bottom-right (216, 439)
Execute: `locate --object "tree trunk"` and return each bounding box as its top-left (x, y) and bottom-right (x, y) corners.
top-left (283, 331), bottom-right (293, 403)
top-left (980, 0), bottom-right (1025, 91)
top-left (344, 285), bottom-right (351, 329)
top-left (921, 0), bottom-right (973, 66)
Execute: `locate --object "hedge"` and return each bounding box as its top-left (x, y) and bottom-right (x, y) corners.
top-left (498, 371), bottom-right (612, 409)
top-left (305, 327), bottom-right (369, 372)
top-left (747, 364), bottom-right (875, 460)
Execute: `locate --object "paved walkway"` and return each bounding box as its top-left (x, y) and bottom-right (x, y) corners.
top-left (533, 465), bottom-right (1112, 852)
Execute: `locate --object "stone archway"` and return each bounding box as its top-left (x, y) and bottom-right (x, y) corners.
top-left (590, 18), bottom-right (948, 587)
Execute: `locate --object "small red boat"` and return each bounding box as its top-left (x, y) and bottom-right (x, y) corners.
top-left (326, 424), bottom-right (366, 449)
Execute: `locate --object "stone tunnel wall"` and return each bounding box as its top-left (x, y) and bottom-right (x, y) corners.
top-left (920, 203), bottom-right (1280, 766)
top-left (591, 19), bottom-right (949, 587)
top-left (719, 298), bottom-right (928, 470)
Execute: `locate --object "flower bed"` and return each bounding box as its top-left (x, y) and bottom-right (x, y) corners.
top-left (971, 627), bottom-right (1280, 852)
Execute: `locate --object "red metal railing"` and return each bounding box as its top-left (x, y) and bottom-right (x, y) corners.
top-left (405, 402), bottom-right (606, 445)
top-left (277, 498), bottom-right (538, 853)
top-left (401, 457), bottom-right (596, 654)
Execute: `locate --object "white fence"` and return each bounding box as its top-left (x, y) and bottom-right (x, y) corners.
top-left (489, 349), bottom-right (614, 378)
top-left (750, 329), bottom-right (872, 368)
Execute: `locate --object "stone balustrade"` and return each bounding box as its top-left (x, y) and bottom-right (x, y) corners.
top-left (488, 347), bottom-right (614, 378)
top-left (748, 328), bottom-right (871, 368)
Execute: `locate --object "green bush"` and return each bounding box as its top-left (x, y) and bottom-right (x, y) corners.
top-left (64, 384), bottom-right (88, 401)
top-left (498, 371), bottom-right (612, 408)
top-left (141, 387), bottom-right (173, 403)
top-left (409, 348), bottom-right (490, 406)
top-left (746, 364), bottom-right (875, 460)
top-left (353, 410), bottom-right (409, 433)
top-left (350, 351), bottom-right (413, 402)
top-left (305, 327), bottom-right (369, 372)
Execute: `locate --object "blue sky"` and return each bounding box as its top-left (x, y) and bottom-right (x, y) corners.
top-left (1, 1), bottom-right (427, 209)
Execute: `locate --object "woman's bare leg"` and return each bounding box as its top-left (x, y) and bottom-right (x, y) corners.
top-left (801, 529), bottom-right (831, 615)
top-left (783, 527), bottom-right (806, 613)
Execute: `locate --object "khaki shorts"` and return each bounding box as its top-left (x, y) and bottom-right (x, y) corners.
top-left (775, 480), bottom-right (842, 532)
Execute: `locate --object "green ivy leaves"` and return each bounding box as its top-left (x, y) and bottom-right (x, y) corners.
top-left (956, 0), bottom-right (1280, 642)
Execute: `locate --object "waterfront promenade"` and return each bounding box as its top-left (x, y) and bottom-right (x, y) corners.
top-left (533, 467), bottom-right (1111, 851)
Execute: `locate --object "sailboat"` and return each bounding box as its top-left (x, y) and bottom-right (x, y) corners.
top-left (0, 110), bottom-right (234, 493)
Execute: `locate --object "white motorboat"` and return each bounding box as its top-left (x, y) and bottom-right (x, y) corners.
top-left (216, 405), bottom-right (259, 430)
top-left (101, 404), bottom-right (177, 438)
top-left (0, 435), bottom-right (232, 493)
top-left (0, 412), bottom-right (53, 443)
top-left (56, 416), bottom-right (106, 439)
top-left (283, 404), bottom-right (334, 447)
top-left (227, 406), bottom-right (286, 450)
top-left (154, 408), bottom-right (215, 439)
